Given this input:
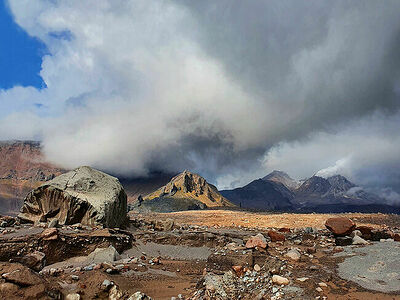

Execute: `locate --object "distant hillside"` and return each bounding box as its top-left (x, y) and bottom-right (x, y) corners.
top-left (0, 141), bottom-right (65, 215)
top-left (262, 170), bottom-right (299, 190)
top-left (221, 170), bottom-right (399, 213)
top-left (132, 170), bottom-right (234, 212)
top-left (221, 179), bottom-right (294, 211)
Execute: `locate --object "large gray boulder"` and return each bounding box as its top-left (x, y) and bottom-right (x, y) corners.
top-left (19, 166), bottom-right (127, 228)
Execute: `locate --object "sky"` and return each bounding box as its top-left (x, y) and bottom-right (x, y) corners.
top-left (0, 0), bottom-right (399, 203)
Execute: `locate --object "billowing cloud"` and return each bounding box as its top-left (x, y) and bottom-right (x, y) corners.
top-left (1, 0), bottom-right (400, 196)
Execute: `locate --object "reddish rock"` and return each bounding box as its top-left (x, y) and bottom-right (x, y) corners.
top-left (2, 266), bottom-right (43, 286)
top-left (325, 217), bottom-right (355, 236)
top-left (268, 230), bottom-right (285, 242)
top-left (246, 234), bottom-right (267, 249)
top-left (17, 251), bottom-right (46, 271)
top-left (356, 225), bottom-right (373, 240)
top-left (394, 233), bottom-right (400, 242)
top-left (232, 265), bottom-right (244, 277)
top-left (278, 228), bottom-right (291, 233)
top-left (371, 229), bottom-right (394, 241)
top-left (306, 247), bottom-right (316, 254)
top-left (41, 228), bottom-right (58, 240)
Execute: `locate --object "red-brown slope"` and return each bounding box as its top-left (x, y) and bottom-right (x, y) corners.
top-left (0, 141), bottom-right (65, 215)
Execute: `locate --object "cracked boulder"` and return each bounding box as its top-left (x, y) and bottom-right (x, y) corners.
top-left (18, 166), bottom-right (127, 228)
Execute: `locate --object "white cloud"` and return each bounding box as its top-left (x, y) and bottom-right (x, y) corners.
top-left (0, 0), bottom-right (399, 196)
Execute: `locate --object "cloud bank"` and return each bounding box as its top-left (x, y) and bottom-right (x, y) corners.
top-left (1, 0), bottom-right (400, 199)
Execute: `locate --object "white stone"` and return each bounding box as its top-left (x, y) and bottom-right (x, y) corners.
top-left (285, 249), bottom-right (301, 261)
top-left (272, 275), bottom-right (289, 285)
top-left (352, 235), bottom-right (368, 245)
top-left (66, 294), bottom-right (80, 300)
top-left (318, 282), bottom-right (327, 287)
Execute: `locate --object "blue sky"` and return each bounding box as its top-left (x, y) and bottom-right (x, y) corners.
top-left (0, 1), bottom-right (46, 89)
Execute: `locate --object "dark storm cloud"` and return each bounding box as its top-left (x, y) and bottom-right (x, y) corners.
top-left (1, 0), bottom-right (400, 197)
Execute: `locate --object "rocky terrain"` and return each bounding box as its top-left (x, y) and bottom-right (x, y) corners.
top-left (0, 211), bottom-right (398, 299)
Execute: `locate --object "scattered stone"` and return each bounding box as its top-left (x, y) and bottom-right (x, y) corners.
top-left (268, 230), bottom-right (286, 242)
top-left (86, 245), bottom-right (119, 263)
top-left (296, 277), bottom-right (309, 282)
top-left (254, 264), bottom-right (261, 272)
top-left (128, 291), bottom-right (153, 300)
top-left (394, 233), bottom-right (400, 242)
top-left (48, 218), bottom-right (59, 228)
top-left (355, 225), bottom-right (372, 239)
top-left (102, 279), bottom-right (113, 290)
top-left (318, 282), bottom-right (327, 287)
top-left (245, 233), bottom-right (267, 249)
top-left (154, 218), bottom-right (174, 231)
top-left (350, 230), bottom-right (362, 238)
top-left (272, 275), bottom-right (289, 285)
top-left (316, 287), bottom-right (323, 292)
top-left (66, 294), bottom-right (81, 300)
top-left (232, 265), bottom-right (244, 277)
top-left (109, 285), bottom-right (123, 300)
top-left (325, 217), bottom-right (355, 236)
top-left (41, 228), bottom-right (58, 240)
top-left (285, 249), bottom-right (301, 261)
top-left (371, 229), bottom-right (394, 241)
top-left (352, 235), bottom-right (369, 245)
top-left (17, 251), bottom-right (46, 271)
top-left (71, 275), bottom-right (79, 281)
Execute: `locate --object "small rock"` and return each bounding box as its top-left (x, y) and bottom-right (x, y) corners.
top-left (41, 228), bottom-right (58, 240)
top-left (268, 230), bottom-right (285, 242)
top-left (232, 265), bottom-right (244, 277)
top-left (48, 218), bottom-right (59, 228)
top-left (71, 275), bottom-right (79, 281)
top-left (246, 233), bottom-right (267, 249)
top-left (102, 279), bottom-right (113, 290)
top-left (109, 285), bottom-right (123, 300)
top-left (316, 287), bottom-right (323, 292)
top-left (318, 282), bottom-right (327, 287)
top-left (272, 275), bottom-right (289, 285)
top-left (66, 294), bottom-right (81, 300)
top-left (352, 235), bottom-right (369, 245)
top-left (254, 264), bottom-right (261, 272)
top-left (128, 291), bottom-right (153, 300)
top-left (350, 230), bottom-right (362, 238)
top-left (18, 251), bottom-right (46, 271)
top-left (285, 249), bottom-right (301, 261)
top-left (296, 277), bottom-right (309, 282)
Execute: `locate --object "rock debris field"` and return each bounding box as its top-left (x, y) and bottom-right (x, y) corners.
top-left (0, 211), bottom-right (399, 299)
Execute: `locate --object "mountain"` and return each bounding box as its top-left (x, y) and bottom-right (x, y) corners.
top-left (0, 141), bottom-right (64, 215)
top-left (294, 174), bottom-right (377, 207)
top-left (221, 171), bottom-right (400, 213)
top-left (262, 170), bottom-right (299, 190)
top-left (220, 178), bottom-right (294, 211)
top-left (120, 171), bottom-right (175, 203)
top-left (133, 170), bottom-right (234, 212)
